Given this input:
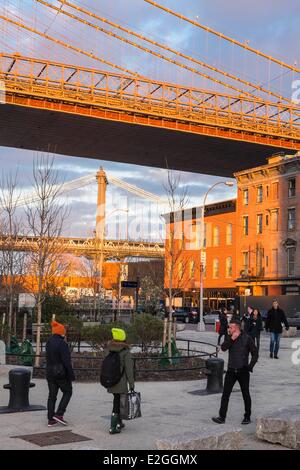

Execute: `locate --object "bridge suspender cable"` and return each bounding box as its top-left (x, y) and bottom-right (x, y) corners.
top-left (0, 15), bottom-right (146, 79)
top-left (144, 0), bottom-right (300, 74)
top-left (36, 0), bottom-right (293, 105)
top-left (46, 0), bottom-right (294, 104)
top-left (13, 173), bottom-right (168, 208)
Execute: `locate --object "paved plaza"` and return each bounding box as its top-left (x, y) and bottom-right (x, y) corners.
top-left (0, 330), bottom-right (299, 450)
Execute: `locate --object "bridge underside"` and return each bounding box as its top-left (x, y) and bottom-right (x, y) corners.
top-left (0, 103), bottom-right (293, 177)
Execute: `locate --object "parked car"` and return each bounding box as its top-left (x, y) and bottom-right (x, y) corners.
top-left (287, 312), bottom-right (300, 329)
top-left (169, 307), bottom-right (200, 324)
top-left (203, 310), bottom-right (221, 325)
top-left (172, 308), bottom-right (190, 323)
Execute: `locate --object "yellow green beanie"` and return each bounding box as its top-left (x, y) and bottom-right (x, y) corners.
top-left (112, 328), bottom-right (126, 342)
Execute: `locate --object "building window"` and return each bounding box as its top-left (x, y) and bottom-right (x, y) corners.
top-left (226, 224), bottom-right (233, 245)
top-left (190, 260), bottom-right (195, 279)
top-left (272, 182), bottom-right (279, 199)
top-left (226, 257), bottom-right (232, 277)
top-left (271, 209), bottom-right (279, 231)
top-left (243, 216), bottom-right (249, 236)
top-left (242, 251), bottom-right (249, 273)
top-left (257, 185), bottom-right (263, 203)
top-left (257, 214), bottom-right (263, 234)
top-left (288, 208), bottom-right (296, 231)
top-left (213, 226), bottom-right (220, 246)
top-left (272, 249), bottom-right (278, 275)
top-left (243, 189), bottom-right (249, 205)
top-left (256, 247), bottom-right (263, 276)
top-left (213, 258), bottom-right (219, 278)
top-left (288, 178), bottom-right (296, 198)
top-left (287, 247), bottom-right (296, 277)
top-left (178, 262), bottom-right (183, 281)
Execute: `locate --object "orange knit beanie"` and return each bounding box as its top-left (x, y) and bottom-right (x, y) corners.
top-left (51, 321), bottom-right (66, 336)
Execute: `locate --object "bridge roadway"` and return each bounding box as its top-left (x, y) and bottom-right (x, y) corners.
top-left (0, 235), bottom-right (165, 260)
top-left (1, 54), bottom-right (300, 177)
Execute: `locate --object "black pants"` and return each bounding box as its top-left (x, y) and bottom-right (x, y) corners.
top-left (112, 393), bottom-right (120, 414)
top-left (219, 368), bottom-right (251, 420)
top-left (47, 378), bottom-right (73, 420)
top-left (252, 333), bottom-right (260, 353)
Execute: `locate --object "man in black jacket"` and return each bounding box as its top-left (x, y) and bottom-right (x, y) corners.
top-left (46, 321), bottom-right (75, 427)
top-left (212, 318), bottom-right (258, 425)
top-left (265, 299), bottom-right (289, 359)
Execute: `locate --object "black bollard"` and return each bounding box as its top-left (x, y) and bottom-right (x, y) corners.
top-left (188, 357), bottom-right (224, 396)
top-left (0, 368), bottom-right (46, 414)
top-left (205, 358), bottom-right (224, 394)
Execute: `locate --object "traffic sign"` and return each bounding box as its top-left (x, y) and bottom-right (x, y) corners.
top-left (121, 281), bottom-right (138, 288)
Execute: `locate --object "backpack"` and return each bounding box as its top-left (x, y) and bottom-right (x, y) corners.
top-left (100, 351), bottom-right (124, 388)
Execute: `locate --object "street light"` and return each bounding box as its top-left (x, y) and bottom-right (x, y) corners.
top-left (197, 181), bottom-right (235, 332)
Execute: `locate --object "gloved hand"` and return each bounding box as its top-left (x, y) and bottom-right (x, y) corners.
top-left (286, 327), bottom-right (289, 331)
top-left (130, 387), bottom-right (135, 392)
top-left (247, 366), bottom-right (253, 373)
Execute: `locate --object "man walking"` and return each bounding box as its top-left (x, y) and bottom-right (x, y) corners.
top-left (46, 321), bottom-right (75, 427)
top-left (212, 318), bottom-right (258, 425)
top-left (265, 299), bottom-right (289, 359)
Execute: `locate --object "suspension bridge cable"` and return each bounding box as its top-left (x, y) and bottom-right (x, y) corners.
top-left (36, 0), bottom-right (294, 104)
top-left (45, 0), bottom-right (294, 104)
top-left (0, 14), bottom-right (147, 78)
top-left (144, 0), bottom-right (300, 74)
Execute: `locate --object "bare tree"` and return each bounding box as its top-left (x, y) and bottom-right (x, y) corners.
top-left (0, 171), bottom-right (26, 345)
top-left (77, 255), bottom-right (104, 321)
top-left (25, 155), bottom-right (69, 366)
top-left (162, 169), bottom-right (190, 360)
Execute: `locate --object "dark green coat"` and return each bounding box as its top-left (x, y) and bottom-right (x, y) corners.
top-left (106, 341), bottom-right (135, 394)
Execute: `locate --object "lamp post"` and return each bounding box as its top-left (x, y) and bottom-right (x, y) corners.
top-left (197, 181), bottom-right (234, 332)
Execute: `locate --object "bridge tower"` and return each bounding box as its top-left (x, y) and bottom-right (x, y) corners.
top-left (96, 167), bottom-right (108, 240)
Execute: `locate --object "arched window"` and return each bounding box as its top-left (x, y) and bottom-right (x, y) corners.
top-left (226, 224), bottom-right (233, 245)
top-left (213, 226), bottom-right (220, 246)
top-left (226, 257), bottom-right (232, 277)
top-left (213, 258), bottom-right (219, 278)
top-left (190, 260), bottom-right (195, 278)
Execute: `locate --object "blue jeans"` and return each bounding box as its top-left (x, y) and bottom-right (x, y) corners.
top-left (270, 332), bottom-right (281, 356)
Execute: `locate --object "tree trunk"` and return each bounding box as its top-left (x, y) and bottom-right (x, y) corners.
top-left (34, 299), bottom-right (42, 367)
top-left (22, 311), bottom-right (27, 342)
top-left (7, 296), bottom-right (13, 346)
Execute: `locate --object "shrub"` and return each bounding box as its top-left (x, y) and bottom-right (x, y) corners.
top-left (131, 314), bottom-right (164, 352)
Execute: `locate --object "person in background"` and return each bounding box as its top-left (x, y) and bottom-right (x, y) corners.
top-left (46, 321), bottom-right (75, 427)
top-left (265, 299), bottom-right (289, 359)
top-left (242, 306), bottom-right (253, 333)
top-left (248, 308), bottom-right (263, 353)
top-left (217, 307), bottom-right (228, 346)
top-left (212, 318), bottom-right (258, 425)
top-left (106, 328), bottom-right (135, 434)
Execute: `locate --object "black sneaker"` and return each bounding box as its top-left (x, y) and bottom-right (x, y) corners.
top-left (274, 355), bottom-right (279, 359)
top-left (241, 417), bottom-right (251, 425)
top-left (270, 353), bottom-right (273, 358)
top-left (212, 416), bottom-right (225, 424)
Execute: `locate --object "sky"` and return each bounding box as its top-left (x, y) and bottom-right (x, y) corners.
top-left (0, 0), bottom-right (299, 239)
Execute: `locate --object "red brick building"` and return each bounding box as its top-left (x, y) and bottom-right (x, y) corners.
top-left (164, 151), bottom-right (300, 307)
top-left (235, 152), bottom-right (300, 296)
top-left (164, 200), bottom-right (237, 310)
